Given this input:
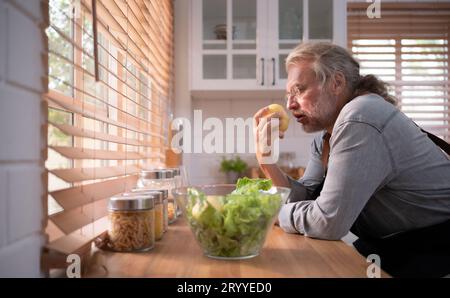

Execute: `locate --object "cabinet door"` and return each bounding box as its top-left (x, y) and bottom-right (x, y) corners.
top-left (266, 0), bottom-right (304, 89)
top-left (201, 0), bottom-right (228, 81)
top-left (230, 0), bottom-right (259, 82)
top-left (266, 0), bottom-right (343, 90)
top-left (308, 0), bottom-right (333, 40)
top-left (192, 0), bottom-right (266, 90)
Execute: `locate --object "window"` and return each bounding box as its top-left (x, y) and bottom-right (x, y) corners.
top-left (44, 0), bottom-right (174, 255)
top-left (348, 2), bottom-right (450, 141)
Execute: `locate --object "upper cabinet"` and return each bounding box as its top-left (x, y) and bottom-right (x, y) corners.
top-left (190, 0), bottom-right (346, 91)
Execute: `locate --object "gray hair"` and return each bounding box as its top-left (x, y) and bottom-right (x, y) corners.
top-left (285, 41), bottom-right (396, 105)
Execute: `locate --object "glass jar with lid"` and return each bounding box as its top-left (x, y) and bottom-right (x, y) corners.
top-left (168, 168), bottom-right (181, 188)
top-left (137, 169), bottom-right (174, 189)
top-left (107, 194), bottom-right (155, 252)
top-left (126, 190), bottom-right (164, 240)
top-left (137, 169), bottom-right (177, 224)
top-left (137, 189), bottom-right (169, 233)
top-left (168, 168), bottom-right (183, 217)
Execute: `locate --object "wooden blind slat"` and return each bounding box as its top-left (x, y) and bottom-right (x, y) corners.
top-left (46, 89), bottom-right (108, 117)
top-left (349, 29), bottom-right (448, 35)
top-left (419, 125), bottom-right (450, 130)
top-left (50, 164), bottom-right (141, 183)
top-left (350, 44), bottom-right (448, 48)
top-left (49, 175), bottom-right (138, 211)
top-left (46, 217), bottom-right (109, 255)
top-left (379, 81), bottom-right (449, 86)
top-left (49, 122), bottom-right (161, 147)
top-left (49, 146), bottom-right (163, 160)
top-left (348, 2), bottom-right (450, 10)
top-left (50, 199), bottom-right (109, 234)
top-left (400, 99), bottom-right (450, 103)
top-left (404, 116), bottom-right (450, 121)
top-left (349, 34), bottom-right (447, 39)
top-left (348, 17), bottom-right (450, 23)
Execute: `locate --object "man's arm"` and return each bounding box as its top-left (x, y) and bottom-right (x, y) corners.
top-left (278, 121), bottom-right (393, 239)
top-left (259, 163), bottom-right (290, 188)
top-left (285, 133), bottom-right (327, 202)
top-left (261, 132), bottom-right (326, 202)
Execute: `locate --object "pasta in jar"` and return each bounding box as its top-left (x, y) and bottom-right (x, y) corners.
top-left (154, 202), bottom-right (164, 240)
top-left (130, 189), bottom-right (168, 234)
top-left (107, 195), bottom-right (155, 252)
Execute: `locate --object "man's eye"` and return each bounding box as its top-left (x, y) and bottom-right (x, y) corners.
top-left (295, 86), bottom-right (305, 94)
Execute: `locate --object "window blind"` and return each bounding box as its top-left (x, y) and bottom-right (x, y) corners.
top-left (43, 0), bottom-right (174, 257)
top-left (347, 2), bottom-right (450, 141)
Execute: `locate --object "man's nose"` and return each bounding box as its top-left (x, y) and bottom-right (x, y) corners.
top-left (287, 95), bottom-right (299, 110)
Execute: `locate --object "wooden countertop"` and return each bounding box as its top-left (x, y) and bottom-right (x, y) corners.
top-left (86, 217), bottom-right (390, 278)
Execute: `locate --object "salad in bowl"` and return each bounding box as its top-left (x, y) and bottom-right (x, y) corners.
top-left (173, 178), bottom-right (291, 259)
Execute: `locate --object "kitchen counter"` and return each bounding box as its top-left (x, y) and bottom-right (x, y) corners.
top-left (86, 217), bottom-right (390, 278)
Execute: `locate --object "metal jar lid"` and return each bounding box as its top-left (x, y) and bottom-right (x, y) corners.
top-left (127, 189), bottom-right (163, 204)
top-left (168, 167), bottom-right (180, 176)
top-left (132, 188), bottom-right (168, 199)
top-left (139, 169), bottom-right (174, 179)
top-left (152, 189), bottom-right (169, 199)
top-left (108, 194), bottom-right (154, 211)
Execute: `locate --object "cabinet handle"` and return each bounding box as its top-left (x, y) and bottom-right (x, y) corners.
top-left (260, 58), bottom-right (265, 86)
top-left (271, 58), bottom-right (276, 85)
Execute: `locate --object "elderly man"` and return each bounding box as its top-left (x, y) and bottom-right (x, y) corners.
top-left (253, 42), bottom-right (450, 277)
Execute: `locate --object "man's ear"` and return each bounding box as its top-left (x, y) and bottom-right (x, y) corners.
top-left (331, 71), bottom-right (346, 96)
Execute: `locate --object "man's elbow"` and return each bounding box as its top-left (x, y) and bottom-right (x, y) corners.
top-left (300, 223), bottom-right (349, 240)
top-left (304, 230), bottom-right (347, 241)
top-left (279, 223), bottom-right (347, 240)
top-left (287, 203), bottom-right (351, 240)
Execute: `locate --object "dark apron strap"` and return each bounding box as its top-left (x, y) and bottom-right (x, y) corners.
top-left (420, 127), bottom-right (450, 155)
top-left (310, 133), bottom-right (330, 199)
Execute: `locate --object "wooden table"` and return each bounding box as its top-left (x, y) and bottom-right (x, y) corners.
top-left (86, 217), bottom-right (390, 278)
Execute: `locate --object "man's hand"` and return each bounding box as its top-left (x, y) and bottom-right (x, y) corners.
top-left (253, 105), bottom-right (287, 164)
top-left (252, 105), bottom-right (291, 188)
top-left (267, 104), bottom-right (290, 132)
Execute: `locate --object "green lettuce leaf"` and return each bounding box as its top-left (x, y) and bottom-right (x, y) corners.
top-left (232, 177), bottom-right (273, 195)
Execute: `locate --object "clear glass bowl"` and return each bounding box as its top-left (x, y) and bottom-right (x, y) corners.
top-left (172, 184), bottom-right (291, 260)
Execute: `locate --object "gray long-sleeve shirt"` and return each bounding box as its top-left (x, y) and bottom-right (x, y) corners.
top-left (278, 93), bottom-right (450, 240)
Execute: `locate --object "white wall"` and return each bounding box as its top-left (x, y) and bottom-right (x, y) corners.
top-left (189, 97), bottom-right (316, 185)
top-left (0, 0), bottom-right (46, 277)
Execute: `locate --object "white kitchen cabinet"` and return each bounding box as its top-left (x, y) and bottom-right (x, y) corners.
top-left (190, 0), bottom-right (347, 92)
